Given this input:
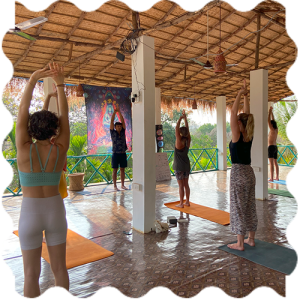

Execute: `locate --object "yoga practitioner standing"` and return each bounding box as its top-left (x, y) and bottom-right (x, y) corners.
top-left (173, 109), bottom-right (191, 208)
top-left (110, 103), bottom-right (128, 191)
top-left (268, 106), bottom-right (279, 181)
top-left (16, 62), bottom-right (70, 297)
top-left (228, 79), bottom-right (257, 251)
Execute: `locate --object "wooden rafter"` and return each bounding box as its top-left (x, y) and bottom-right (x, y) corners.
top-left (156, 9), bottom-right (236, 74)
top-left (63, 7), bottom-right (214, 68)
top-left (157, 13), bottom-right (258, 86)
top-left (45, 11), bottom-right (87, 67)
top-left (13, 2), bottom-right (58, 68)
top-left (255, 13), bottom-right (261, 69)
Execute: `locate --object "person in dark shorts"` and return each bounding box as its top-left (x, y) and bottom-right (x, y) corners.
top-left (173, 109), bottom-right (191, 208)
top-left (268, 106), bottom-right (279, 181)
top-left (110, 104), bottom-right (128, 191)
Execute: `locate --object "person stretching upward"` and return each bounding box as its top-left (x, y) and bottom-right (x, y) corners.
top-left (110, 103), bottom-right (128, 191)
top-left (268, 106), bottom-right (279, 181)
top-left (228, 79), bottom-right (257, 251)
top-left (173, 109), bottom-right (191, 208)
top-left (16, 63), bottom-right (70, 297)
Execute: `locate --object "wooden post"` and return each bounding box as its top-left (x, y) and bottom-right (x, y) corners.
top-left (255, 13), bottom-right (261, 69)
top-left (132, 11), bottom-right (138, 29)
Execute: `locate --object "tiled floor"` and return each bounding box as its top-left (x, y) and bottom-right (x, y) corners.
top-left (2, 167), bottom-right (296, 298)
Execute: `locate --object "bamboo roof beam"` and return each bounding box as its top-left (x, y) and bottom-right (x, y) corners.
top-left (157, 13), bottom-right (258, 86)
top-left (63, 7), bottom-right (215, 68)
top-left (255, 13), bottom-right (261, 69)
top-left (152, 3), bottom-right (177, 27)
top-left (44, 11), bottom-right (87, 67)
top-left (253, 9), bottom-right (285, 29)
top-left (13, 2), bottom-right (58, 68)
top-left (66, 11), bottom-right (130, 77)
top-left (156, 9), bottom-right (236, 74)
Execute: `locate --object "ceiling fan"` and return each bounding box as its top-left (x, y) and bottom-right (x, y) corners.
top-left (8, 16), bottom-right (48, 41)
top-left (191, 6), bottom-right (238, 71)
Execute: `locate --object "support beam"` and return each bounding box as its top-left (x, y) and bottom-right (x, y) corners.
top-left (255, 13), bottom-right (261, 69)
top-left (216, 96), bottom-right (227, 170)
top-left (13, 2), bottom-right (58, 68)
top-left (250, 69), bottom-right (268, 200)
top-left (132, 36), bottom-right (156, 233)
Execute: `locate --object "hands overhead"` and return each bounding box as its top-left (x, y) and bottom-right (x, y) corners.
top-left (49, 62), bottom-right (64, 85)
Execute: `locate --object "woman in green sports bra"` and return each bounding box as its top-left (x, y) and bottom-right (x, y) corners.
top-left (16, 62), bottom-right (70, 297)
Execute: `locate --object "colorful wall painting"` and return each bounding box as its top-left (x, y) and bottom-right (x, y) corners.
top-left (84, 85), bottom-right (132, 154)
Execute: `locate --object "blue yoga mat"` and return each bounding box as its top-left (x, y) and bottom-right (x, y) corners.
top-left (219, 239), bottom-right (297, 275)
top-left (268, 179), bottom-right (286, 185)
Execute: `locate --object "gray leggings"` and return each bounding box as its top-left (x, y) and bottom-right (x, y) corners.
top-left (18, 194), bottom-right (67, 250)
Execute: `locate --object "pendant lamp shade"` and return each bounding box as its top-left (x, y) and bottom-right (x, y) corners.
top-left (76, 84), bottom-right (84, 97)
top-left (192, 99), bottom-right (197, 109)
top-left (204, 60), bottom-right (213, 69)
top-left (214, 48), bottom-right (227, 73)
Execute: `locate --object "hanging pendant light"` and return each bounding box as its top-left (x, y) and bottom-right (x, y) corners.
top-left (204, 8), bottom-right (213, 69)
top-left (76, 62), bottom-right (84, 97)
top-left (192, 85), bottom-right (197, 109)
top-left (214, 3), bottom-right (227, 73)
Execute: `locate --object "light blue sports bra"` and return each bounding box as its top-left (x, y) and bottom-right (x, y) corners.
top-left (19, 143), bottom-right (62, 187)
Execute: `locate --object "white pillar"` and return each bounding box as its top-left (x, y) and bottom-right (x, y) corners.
top-left (155, 87), bottom-right (161, 153)
top-left (216, 96), bottom-right (227, 170)
top-left (250, 69), bottom-right (268, 200)
top-left (43, 77), bottom-right (58, 113)
top-left (131, 35), bottom-right (156, 233)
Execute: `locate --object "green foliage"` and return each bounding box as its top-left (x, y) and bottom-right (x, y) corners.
top-left (67, 134), bottom-right (87, 156)
top-left (3, 121), bottom-right (17, 159)
top-left (273, 100), bottom-right (298, 145)
top-left (70, 122), bottom-right (87, 136)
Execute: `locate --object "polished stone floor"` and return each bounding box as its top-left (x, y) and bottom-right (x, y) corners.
top-left (2, 167), bottom-right (296, 298)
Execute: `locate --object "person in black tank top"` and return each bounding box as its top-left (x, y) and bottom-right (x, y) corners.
top-left (227, 79), bottom-right (257, 251)
top-left (173, 110), bottom-right (191, 208)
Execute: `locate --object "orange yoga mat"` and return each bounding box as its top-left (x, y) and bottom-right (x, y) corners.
top-left (13, 229), bottom-right (114, 269)
top-left (164, 201), bottom-right (230, 225)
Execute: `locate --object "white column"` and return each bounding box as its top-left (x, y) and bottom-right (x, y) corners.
top-left (43, 77), bottom-right (58, 113)
top-left (250, 69), bottom-right (268, 200)
top-left (132, 35), bottom-right (156, 233)
top-left (216, 96), bottom-right (227, 170)
top-left (155, 87), bottom-right (161, 153)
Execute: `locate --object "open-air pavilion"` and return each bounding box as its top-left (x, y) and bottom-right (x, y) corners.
top-left (1, 0), bottom-right (299, 298)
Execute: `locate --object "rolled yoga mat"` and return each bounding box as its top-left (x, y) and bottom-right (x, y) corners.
top-left (268, 188), bottom-right (294, 198)
top-left (164, 201), bottom-right (230, 225)
top-left (13, 229), bottom-right (114, 269)
top-left (218, 239), bottom-right (297, 275)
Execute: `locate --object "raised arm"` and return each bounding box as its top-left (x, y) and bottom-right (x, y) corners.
top-left (230, 80), bottom-right (247, 142)
top-left (43, 91), bottom-right (58, 112)
top-left (116, 104), bottom-right (126, 130)
top-left (175, 115), bottom-right (183, 141)
top-left (182, 110), bottom-right (191, 147)
top-left (49, 63), bottom-right (70, 151)
top-left (268, 106), bottom-right (273, 130)
top-left (110, 110), bottom-right (116, 130)
top-left (16, 67), bottom-right (57, 149)
top-left (243, 80), bottom-right (250, 114)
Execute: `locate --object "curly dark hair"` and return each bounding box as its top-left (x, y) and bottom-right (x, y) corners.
top-left (28, 110), bottom-right (59, 140)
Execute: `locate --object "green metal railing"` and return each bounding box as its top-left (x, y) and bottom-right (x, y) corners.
top-left (226, 145), bottom-right (297, 167)
top-left (165, 148), bottom-right (218, 175)
top-left (4, 148), bottom-right (219, 196)
top-left (5, 145), bottom-right (296, 196)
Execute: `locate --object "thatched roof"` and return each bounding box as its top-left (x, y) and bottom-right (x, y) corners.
top-left (2, 0), bottom-right (297, 108)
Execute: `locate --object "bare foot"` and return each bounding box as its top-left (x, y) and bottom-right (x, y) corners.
top-left (121, 185), bottom-right (128, 190)
top-left (244, 237), bottom-right (255, 246)
top-left (184, 202), bottom-right (190, 207)
top-left (275, 178), bottom-right (279, 181)
top-left (227, 243), bottom-right (244, 251)
top-left (114, 186), bottom-right (119, 191)
top-left (175, 204), bottom-right (184, 208)
top-left (268, 178), bottom-right (273, 182)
